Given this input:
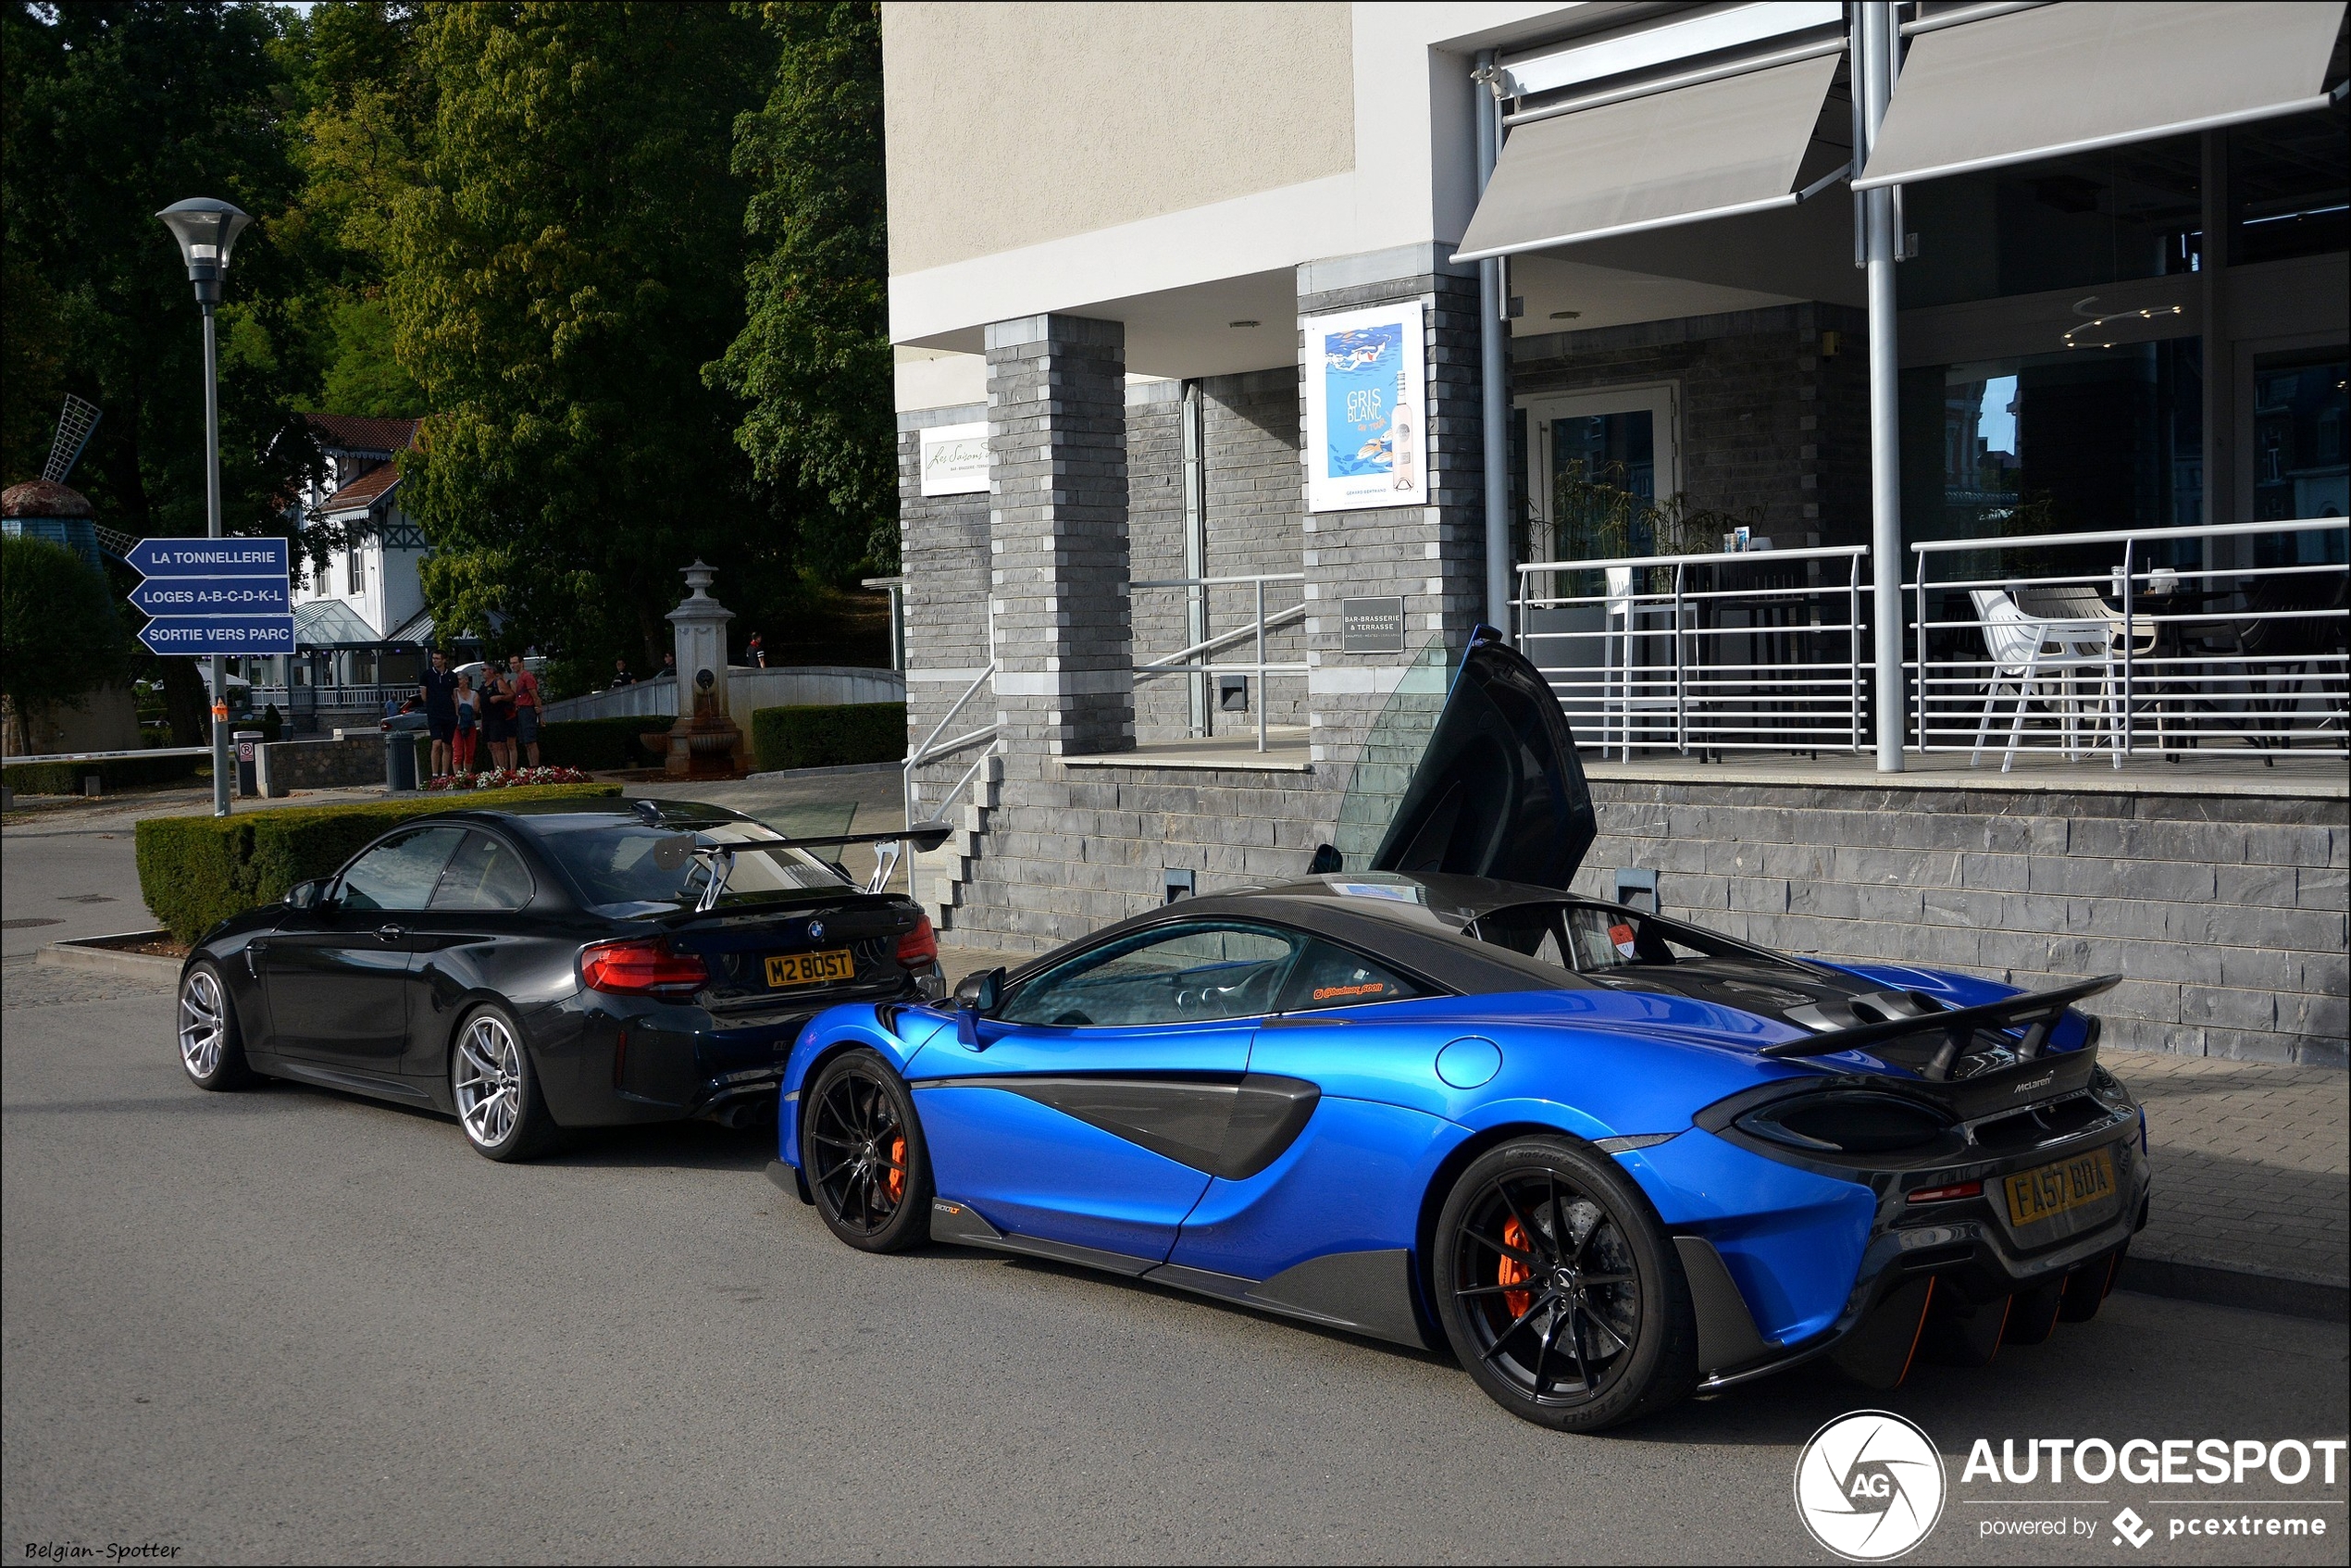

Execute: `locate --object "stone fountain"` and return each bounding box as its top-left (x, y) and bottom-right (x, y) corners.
top-left (661, 560), bottom-right (751, 778)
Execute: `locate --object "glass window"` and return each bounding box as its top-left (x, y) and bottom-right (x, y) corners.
top-left (1899, 135), bottom-right (2202, 309)
top-left (430, 832), bottom-right (536, 912)
top-left (1901, 337), bottom-right (2204, 550)
top-left (1275, 939), bottom-right (1425, 1013)
top-left (533, 817), bottom-right (849, 914)
top-left (2229, 104), bottom-right (2350, 268)
top-left (338, 827), bottom-right (466, 912)
top-left (998, 923), bottom-right (1304, 1027)
top-left (2251, 350), bottom-right (2350, 529)
top-left (1474, 901), bottom-right (1750, 974)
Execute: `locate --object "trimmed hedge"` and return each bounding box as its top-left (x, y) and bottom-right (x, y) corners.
top-left (5, 752), bottom-right (203, 796)
top-left (750, 702), bottom-right (906, 773)
top-left (537, 715), bottom-right (675, 770)
top-left (136, 782), bottom-right (620, 944)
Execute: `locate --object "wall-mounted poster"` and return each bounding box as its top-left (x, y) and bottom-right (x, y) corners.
top-left (1303, 302), bottom-right (1427, 514)
top-left (918, 421), bottom-right (989, 496)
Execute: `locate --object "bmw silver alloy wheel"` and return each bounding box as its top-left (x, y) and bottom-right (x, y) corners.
top-left (179, 969), bottom-right (226, 1078)
top-left (454, 1013), bottom-right (523, 1149)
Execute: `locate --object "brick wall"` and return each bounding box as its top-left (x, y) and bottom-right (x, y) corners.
top-left (898, 404), bottom-right (991, 813)
top-left (1566, 778), bottom-right (2348, 1066)
top-left (1511, 303), bottom-right (1871, 550)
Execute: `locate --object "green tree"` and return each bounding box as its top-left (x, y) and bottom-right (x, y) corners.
top-left (707, 1), bottom-right (894, 575)
top-left (1, 536), bottom-right (129, 753)
top-left (378, 3), bottom-right (787, 671)
top-left (2, 0), bottom-right (317, 740)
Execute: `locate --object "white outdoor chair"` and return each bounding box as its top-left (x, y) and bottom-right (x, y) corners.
top-left (1968, 589), bottom-right (2121, 772)
top-left (1601, 566), bottom-right (1680, 757)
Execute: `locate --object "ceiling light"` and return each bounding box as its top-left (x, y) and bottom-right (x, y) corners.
top-left (1228, 319), bottom-right (1260, 329)
top-left (1549, 310), bottom-right (1581, 320)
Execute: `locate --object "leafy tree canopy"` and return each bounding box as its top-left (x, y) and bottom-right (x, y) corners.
top-left (1, 536), bottom-right (128, 736)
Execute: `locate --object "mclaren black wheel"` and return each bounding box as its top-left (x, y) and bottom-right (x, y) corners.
top-left (803, 1050), bottom-right (933, 1252)
top-left (1433, 1138), bottom-right (1697, 1432)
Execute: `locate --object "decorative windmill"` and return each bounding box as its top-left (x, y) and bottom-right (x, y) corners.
top-left (42, 392), bottom-right (101, 484)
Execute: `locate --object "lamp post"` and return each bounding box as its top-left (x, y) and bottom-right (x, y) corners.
top-left (156, 197), bottom-right (253, 817)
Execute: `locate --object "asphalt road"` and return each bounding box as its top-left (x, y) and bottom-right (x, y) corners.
top-left (4, 956), bottom-right (2345, 1566)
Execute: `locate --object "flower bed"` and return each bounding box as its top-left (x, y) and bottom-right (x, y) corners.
top-left (426, 765), bottom-right (594, 791)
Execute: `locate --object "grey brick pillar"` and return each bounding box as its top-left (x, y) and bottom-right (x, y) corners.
top-left (985, 313), bottom-right (1134, 758)
top-left (1297, 246), bottom-right (1486, 858)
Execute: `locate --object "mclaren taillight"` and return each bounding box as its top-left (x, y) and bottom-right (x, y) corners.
top-left (578, 938), bottom-right (709, 997)
top-left (1736, 1092), bottom-right (1954, 1155)
top-left (896, 915), bottom-right (938, 968)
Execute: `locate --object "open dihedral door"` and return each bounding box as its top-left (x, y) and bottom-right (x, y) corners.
top-left (1367, 630), bottom-right (1597, 892)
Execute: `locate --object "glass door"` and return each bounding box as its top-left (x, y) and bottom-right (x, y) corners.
top-left (1520, 383), bottom-right (1680, 564)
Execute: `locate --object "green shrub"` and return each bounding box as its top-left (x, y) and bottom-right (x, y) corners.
top-left (5, 751), bottom-right (203, 796)
top-left (750, 702), bottom-right (906, 773)
top-left (135, 782), bottom-right (620, 944)
top-left (537, 715), bottom-right (675, 770)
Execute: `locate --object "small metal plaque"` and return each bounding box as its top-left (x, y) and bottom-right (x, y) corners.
top-left (1340, 596), bottom-right (1406, 653)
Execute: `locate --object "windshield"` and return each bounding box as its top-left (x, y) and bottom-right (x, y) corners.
top-left (532, 817), bottom-right (849, 915)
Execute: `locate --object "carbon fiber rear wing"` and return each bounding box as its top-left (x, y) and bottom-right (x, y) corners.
top-left (1759, 974), bottom-right (2121, 1082)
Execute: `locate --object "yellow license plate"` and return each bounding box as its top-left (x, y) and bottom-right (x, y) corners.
top-left (2004, 1147), bottom-right (2118, 1228)
top-left (765, 948), bottom-right (854, 988)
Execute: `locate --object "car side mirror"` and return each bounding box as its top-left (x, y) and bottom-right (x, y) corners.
top-left (285, 879), bottom-right (326, 910)
top-left (954, 965), bottom-right (1005, 1048)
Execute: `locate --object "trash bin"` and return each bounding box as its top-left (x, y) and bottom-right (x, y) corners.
top-left (381, 711), bottom-right (432, 791)
top-left (233, 730), bottom-right (263, 798)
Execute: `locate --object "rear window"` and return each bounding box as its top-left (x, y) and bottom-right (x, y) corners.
top-left (531, 817), bottom-right (848, 914)
top-left (1476, 902), bottom-right (1743, 973)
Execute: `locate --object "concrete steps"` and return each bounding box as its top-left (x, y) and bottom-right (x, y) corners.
top-left (910, 753), bottom-right (1001, 930)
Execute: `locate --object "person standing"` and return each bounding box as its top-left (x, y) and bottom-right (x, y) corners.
top-left (453, 674), bottom-right (479, 774)
top-left (508, 653), bottom-right (541, 767)
top-left (480, 664), bottom-right (516, 771)
top-left (747, 631), bottom-right (765, 668)
top-left (661, 651), bottom-right (678, 682)
top-left (417, 649), bottom-right (459, 778)
top-left (611, 658), bottom-right (634, 688)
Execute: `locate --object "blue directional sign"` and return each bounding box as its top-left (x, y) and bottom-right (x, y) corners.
top-left (128, 537), bottom-right (295, 657)
top-left (127, 536), bottom-right (288, 579)
top-left (137, 615), bottom-right (295, 655)
top-left (129, 577), bottom-right (292, 616)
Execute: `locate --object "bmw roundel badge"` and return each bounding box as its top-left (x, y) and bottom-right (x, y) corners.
top-left (806, 919), bottom-right (825, 942)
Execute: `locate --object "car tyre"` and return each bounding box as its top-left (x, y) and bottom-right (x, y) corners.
top-left (1433, 1137), bottom-right (1698, 1433)
top-left (178, 961), bottom-right (255, 1090)
top-left (451, 1003), bottom-right (559, 1162)
top-left (804, 1049), bottom-right (934, 1253)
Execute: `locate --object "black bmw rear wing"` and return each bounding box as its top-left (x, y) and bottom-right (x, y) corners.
top-left (1760, 974), bottom-right (2121, 1084)
top-left (646, 818), bottom-right (953, 907)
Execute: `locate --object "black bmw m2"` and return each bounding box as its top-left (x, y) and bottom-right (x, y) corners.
top-left (174, 799), bottom-right (949, 1160)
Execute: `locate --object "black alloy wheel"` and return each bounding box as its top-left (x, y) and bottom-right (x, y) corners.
top-left (804, 1050), bottom-right (933, 1252)
top-left (1433, 1138), bottom-right (1696, 1432)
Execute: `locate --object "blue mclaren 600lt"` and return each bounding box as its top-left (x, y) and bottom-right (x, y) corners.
top-left (769, 632), bottom-right (2149, 1431)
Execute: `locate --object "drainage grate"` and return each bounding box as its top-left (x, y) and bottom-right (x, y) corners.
top-left (3, 918), bottom-right (65, 929)
top-left (56, 894), bottom-right (117, 904)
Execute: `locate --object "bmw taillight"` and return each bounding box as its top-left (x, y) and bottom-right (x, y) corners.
top-left (896, 915), bottom-right (939, 967)
top-left (579, 938), bottom-right (709, 997)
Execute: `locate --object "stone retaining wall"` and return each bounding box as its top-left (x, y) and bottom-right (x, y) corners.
top-left (1567, 778), bottom-right (2347, 1067)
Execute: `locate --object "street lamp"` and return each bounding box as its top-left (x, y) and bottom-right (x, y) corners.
top-left (157, 197), bottom-right (253, 817)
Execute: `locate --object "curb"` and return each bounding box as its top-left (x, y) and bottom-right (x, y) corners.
top-left (2120, 1254), bottom-right (2348, 1324)
top-left (740, 760), bottom-right (902, 782)
top-left (36, 930), bottom-right (180, 984)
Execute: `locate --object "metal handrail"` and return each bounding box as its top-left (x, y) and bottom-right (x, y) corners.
top-left (1130, 571), bottom-right (1306, 753)
top-left (1908, 518), bottom-right (2348, 764)
top-left (1517, 546), bottom-right (1872, 757)
top-left (904, 660), bottom-right (998, 830)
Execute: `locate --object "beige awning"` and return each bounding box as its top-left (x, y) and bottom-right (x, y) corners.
top-left (1452, 53), bottom-right (1845, 264)
top-left (1854, 1), bottom-right (2347, 191)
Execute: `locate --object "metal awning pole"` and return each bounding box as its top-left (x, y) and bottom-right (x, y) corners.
top-left (1474, 52), bottom-right (1512, 636)
top-left (1860, 2), bottom-right (1907, 772)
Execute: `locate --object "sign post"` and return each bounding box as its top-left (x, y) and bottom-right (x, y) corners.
top-left (129, 538), bottom-right (293, 815)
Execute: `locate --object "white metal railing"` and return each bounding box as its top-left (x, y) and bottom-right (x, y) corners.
top-left (1515, 546), bottom-right (1873, 758)
top-left (1130, 571), bottom-right (1308, 753)
top-left (903, 661), bottom-right (999, 841)
top-left (1909, 518), bottom-right (2349, 765)
top-left (248, 683), bottom-right (416, 712)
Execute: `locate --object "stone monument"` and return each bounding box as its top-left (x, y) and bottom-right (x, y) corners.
top-left (662, 559), bottom-right (751, 778)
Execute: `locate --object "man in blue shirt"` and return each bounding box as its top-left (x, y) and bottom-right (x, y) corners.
top-left (417, 648), bottom-right (460, 778)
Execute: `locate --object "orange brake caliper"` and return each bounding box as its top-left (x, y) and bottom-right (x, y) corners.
top-left (1499, 1216), bottom-right (1532, 1318)
top-left (887, 1134), bottom-right (907, 1201)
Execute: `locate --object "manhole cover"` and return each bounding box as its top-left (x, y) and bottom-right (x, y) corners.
top-left (2, 918), bottom-right (65, 929)
top-left (56, 894), bottom-right (117, 903)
